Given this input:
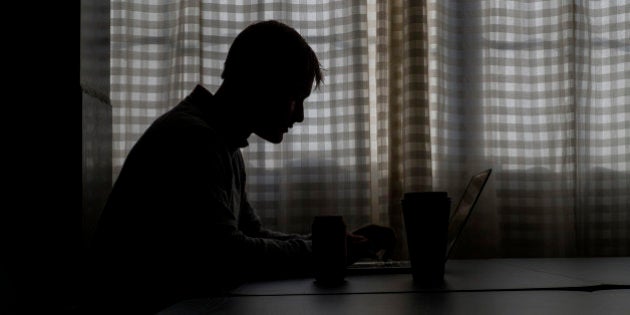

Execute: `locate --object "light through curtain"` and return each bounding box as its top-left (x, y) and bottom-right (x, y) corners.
top-left (110, 0), bottom-right (629, 259)
top-left (110, 0), bottom-right (381, 237)
top-left (419, 0), bottom-right (629, 257)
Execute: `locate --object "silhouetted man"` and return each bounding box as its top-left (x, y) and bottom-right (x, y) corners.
top-left (89, 20), bottom-right (394, 314)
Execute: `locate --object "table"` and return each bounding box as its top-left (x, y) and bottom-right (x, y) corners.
top-left (158, 258), bottom-right (630, 315)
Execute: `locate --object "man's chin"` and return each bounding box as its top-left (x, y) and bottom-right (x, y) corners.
top-left (256, 132), bottom-right (284, 144)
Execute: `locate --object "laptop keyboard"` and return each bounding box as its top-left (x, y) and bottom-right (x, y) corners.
top-left (348, 260), bottom-right (411, 269)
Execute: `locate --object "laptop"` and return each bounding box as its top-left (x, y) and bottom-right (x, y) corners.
top-left (347, 168), bottom-right (492, 275)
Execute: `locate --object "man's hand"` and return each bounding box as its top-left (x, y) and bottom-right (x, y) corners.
top-left (346, 224), bottom-right (396, 265)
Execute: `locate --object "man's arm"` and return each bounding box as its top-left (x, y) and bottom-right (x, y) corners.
top-left (233, 150), bottom-right (311, 241)
top-left (207, 218), bottom-right (313, 280)
top-left (237, 196), bottom-right (312, 241)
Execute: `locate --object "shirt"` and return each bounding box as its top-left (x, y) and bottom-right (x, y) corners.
top-left (91, 84), bottom-right (313, 311)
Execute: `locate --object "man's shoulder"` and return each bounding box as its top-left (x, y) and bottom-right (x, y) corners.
top-left (150, 102), bottom-right (219, 140)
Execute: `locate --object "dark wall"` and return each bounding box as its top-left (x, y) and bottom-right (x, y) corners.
top-left (81, 0), bottom-right (111, 249)
top-left (76, 0), bottom-right (112, 311)
top-left (3, 2), bottom-right (111, 313)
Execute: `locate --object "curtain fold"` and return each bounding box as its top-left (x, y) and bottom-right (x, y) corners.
top-left (573, 1), bottom-right (629, 256)
top-left (371, 0), bottom-right (434, 259)
top-left (110, 0), bottom-right (629, 258)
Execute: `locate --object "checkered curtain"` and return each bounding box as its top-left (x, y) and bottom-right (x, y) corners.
top-left (110, 0), bottom-right (378, 235)
top-left (417, 0), bottom-right (629, 257)
top-left (111, 0), bottom-right (629, 258)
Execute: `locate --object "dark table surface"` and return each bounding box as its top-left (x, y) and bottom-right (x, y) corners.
top-left (159, 257), bottom-right (630, 315)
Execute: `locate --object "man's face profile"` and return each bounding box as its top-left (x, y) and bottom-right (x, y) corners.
top-left (252, 76), bottom-right (313, 144)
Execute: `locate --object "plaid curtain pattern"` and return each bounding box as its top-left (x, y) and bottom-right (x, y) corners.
top-left (423, 0), bottom-right (629, 257)
top-left (573, 1), bottom-right (629, 256)
top-left (111, 0), bottom-right (629, 258)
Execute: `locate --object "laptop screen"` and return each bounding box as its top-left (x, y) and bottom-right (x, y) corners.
top-left (346, 168), bottom-right (492, 274)
top-left (445, 168), bottom-right (492, 261)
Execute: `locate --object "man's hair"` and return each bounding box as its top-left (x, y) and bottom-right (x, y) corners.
top-left (221, 20), bottom-right (323, 90)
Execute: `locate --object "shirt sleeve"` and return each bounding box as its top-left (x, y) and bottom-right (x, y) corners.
top-left (238, 196), bottom-right (312, 241)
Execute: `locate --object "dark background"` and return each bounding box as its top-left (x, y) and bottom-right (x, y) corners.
top-left (3, 2), bottom-right (81, 314)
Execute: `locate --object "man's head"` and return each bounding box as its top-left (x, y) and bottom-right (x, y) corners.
top-left (221, 20), bottom-right (323, 143)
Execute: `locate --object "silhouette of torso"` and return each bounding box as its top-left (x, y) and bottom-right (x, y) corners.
top-left (90, 85), bottom-right (312, 313)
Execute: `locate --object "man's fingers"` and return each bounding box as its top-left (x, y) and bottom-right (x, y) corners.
top-left (347, 233), bottom-right (368, 244)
